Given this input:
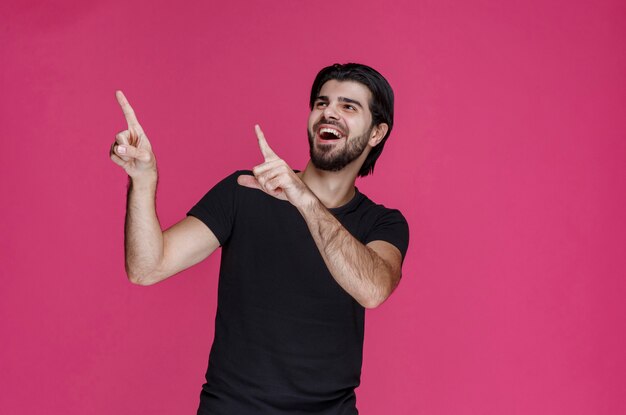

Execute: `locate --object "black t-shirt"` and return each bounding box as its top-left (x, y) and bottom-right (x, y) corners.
top-left (188, 171), bottom-right (409, 415)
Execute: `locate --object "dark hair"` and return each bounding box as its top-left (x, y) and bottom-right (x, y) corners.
top-left (309, 63), bottom-right (394, 177)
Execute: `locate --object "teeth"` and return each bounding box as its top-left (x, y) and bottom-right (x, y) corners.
top-left (319, 127), bottom-right (343, 138)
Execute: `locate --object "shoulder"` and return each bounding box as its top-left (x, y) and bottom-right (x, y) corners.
top-left (199, 170), bottom-right (253, 194)
top-left (356, 191), bottom-right (408, 225)
top-left (221, 169), bottom-right (253, 184)
top-left (355, 192), bottom-right (410, 259)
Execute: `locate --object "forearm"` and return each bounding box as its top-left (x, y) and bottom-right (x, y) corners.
top-left (298, 197), bottom-right (397, 308)
top-left (237, 127), bottom-right (400, 306)
top-left (124, 173), bottom-right (163, 284)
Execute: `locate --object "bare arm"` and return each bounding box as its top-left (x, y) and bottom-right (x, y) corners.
top-left (237, 126), bottom-right (403, 308)
top-left (124, 178), bottom-right (220, 285)
top-left (297, 197), bottom-right (403, 308)
top-left (110, 91), bottom-right (220, 285)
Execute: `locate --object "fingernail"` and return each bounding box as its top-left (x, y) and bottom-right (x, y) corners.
top-left (117, 145), bottom-right (126, 154)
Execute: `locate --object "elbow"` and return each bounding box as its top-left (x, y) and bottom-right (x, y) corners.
top-left (360, 294), bottom-right (387, 309)
top-left (360, 274), bottom-right (401, 309)
top-left (127, 272), bottom-right (149, 286)
top-left (361, 299), bottom-right (382, 309)
top-left (126, 267), bottom-right (158, 286)
top-left (359, 287), bottom-right (389, 309)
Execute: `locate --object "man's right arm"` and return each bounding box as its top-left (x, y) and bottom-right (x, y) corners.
top-left (124, 176), bottom-right (220, 285)
top-left (111, 91), bottom-right (220, 285)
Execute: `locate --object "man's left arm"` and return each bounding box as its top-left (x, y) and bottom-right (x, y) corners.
top-left (297, 197), bottom-right (403, 308)
top-left (238, 125), bottom-right (405, 308)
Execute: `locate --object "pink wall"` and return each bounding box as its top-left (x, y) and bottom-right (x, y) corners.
top-left (1, 0), bottom-right (625, 413)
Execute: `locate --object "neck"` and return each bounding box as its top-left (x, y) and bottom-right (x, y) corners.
top-left (299, 161), bottom-right (360, 209)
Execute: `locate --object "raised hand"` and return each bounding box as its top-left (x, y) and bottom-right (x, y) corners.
top-left (109, 91), bottom-right (157, 179)
top-left (237, 125), bottom-right (313, 207)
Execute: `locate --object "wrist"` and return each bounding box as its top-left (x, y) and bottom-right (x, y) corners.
top-left (296, 190), bottom-right (322, 214)
top-left (129, 170), bottom-right (158, 191)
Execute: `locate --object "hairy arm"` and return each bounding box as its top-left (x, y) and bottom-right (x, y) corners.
top-left (238, 125), bottom-right (404, 307)
top-left (297, 196), bottom-right (403, 309)
top-left (111, 91), bottom-right (220, 285)
top-left (124, 176), bottom-right (220, 285)
top-left (124, 175), bottom-right (162, 283)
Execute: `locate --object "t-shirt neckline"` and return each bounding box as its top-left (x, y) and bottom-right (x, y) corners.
top-left (328, 186), bottom-right (363, 215)
top-left (293, 170), bottom-right (363, 215)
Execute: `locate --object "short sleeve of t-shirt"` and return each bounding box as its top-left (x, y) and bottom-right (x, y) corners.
top-left (187, 171), bottom-right (410, 260)
top-left (363, 208), bottom-right (410, 261)
top-left (186, 171), bottom-right (241, 246)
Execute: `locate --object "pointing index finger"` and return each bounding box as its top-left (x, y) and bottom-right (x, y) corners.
top-left (116, 90), bottom-right (142, 131)
top-left (255, 124), bottom-right (277, 161)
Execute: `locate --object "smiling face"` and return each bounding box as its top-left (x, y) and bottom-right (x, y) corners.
top-left (307, 80), bottom-right (376, 172)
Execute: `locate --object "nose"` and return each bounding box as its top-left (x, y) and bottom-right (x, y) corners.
top-left (323, 104), bottom-right (340, 120)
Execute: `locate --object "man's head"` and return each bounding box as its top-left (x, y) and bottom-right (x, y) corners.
top-left (307, 63), bottom-right (394, 177)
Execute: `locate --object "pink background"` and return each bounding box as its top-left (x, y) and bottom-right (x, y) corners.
top-left (1, 0), bottom-right (625, 413)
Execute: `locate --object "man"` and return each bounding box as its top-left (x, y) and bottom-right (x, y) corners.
top-left (110, 63), bottom-right (409, 414)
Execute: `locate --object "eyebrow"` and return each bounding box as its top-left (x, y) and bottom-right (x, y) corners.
top-left (316, 95), bottom-right (364, 109)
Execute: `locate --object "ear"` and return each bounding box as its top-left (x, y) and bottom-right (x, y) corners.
top-left (368, 123), bottom-right (389, 147)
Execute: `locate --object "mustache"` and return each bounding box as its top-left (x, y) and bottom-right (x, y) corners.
top-left (313, 118), bottom-right (346, 134)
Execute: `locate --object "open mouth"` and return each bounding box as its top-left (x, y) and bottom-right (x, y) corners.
top-left (317, 126), bottom-right (345, 141)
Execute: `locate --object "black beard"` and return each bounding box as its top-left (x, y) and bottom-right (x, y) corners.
top-left (307, 126), bottom-right (371, 172)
